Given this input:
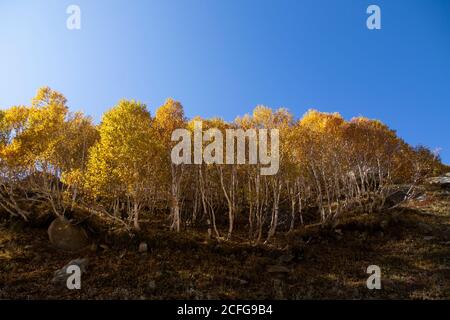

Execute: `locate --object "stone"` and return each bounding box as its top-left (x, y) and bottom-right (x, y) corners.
top-left (383, 279), bottom-right (395, 288)
top-left (380, 219), bottom-right (390, 230)
top-left (417, 222), bottom-right (433, 234)
top-left (48, 217), bottom-right (89, 252)
top-left (51, 258), bottom-right (88, 285)
top-left (385, 188), bottom-right (409, 207)
top-left (272, 279), bottom-right (286, 299)
top-left (425, 175), bottom-right (450, 189)
top-left (423, 236), bottom-right (435, 241)
top-left (277, 254), bottom-right (295, 264)
top-left (148, 280), bottom-right (156, 290)
top-left (138, 242), bottom-right (148, 253)
top-left (416, 195), bottom-right (426, 202)
top-left (267, 265), bottom-right (291, 274)
top-left (10, 220), bottom-right (26, 233)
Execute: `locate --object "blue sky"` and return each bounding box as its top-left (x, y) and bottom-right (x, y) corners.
top-left (0, 0), bottom-right (449, 163)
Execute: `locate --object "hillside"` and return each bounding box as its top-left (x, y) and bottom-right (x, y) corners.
top-left (1, 184), bottom-right (449, 299)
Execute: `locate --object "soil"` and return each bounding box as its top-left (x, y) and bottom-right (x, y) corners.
top-left (1, 189), bottom-right (449, 299)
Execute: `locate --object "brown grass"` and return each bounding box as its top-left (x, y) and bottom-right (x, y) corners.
top-left (1, 190), bottom-right (449, 299)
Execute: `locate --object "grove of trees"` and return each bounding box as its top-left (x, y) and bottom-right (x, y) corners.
top-left (0, 87), bottom-right (446, 244)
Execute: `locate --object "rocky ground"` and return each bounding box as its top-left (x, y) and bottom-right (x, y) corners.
top-left (1, 187), bottom-right (449, 299)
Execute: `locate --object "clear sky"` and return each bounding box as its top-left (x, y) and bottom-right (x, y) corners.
top-left (0, 0), bottom-right (449, 163)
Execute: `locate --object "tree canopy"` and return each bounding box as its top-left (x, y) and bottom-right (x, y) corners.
top-left (0, 87), bottom-right (446, 241)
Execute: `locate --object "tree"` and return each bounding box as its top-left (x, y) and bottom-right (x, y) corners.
top-left (0, 87), bottom-right (98, 219)
top-left (85, 99), bottom-right (160, 231)
top-left (2, 86), bottom-right (445, 243)
top-left (154, 98), bottom-right (186, 232)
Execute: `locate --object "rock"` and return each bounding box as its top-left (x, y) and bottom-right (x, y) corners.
top-left (417, 222), bottom-right (433, 234)
top-left (380, 219), bottom-right (390, 230)
top-left (424, 236), bottom-right (435, 241)
top-left (335, 229), bottom-right (343, 235)
top-left (277, 254), bottom-right (295, 264)
top-left (224, 276), bottom-right (248, 285)
top-left (51, 258), bottom-right (88, 285)
top-left (385, 188), bottom-right (409, 207)
top-left (272, 279), bottom-right (285, 299)
top-left (416, 195), bottom-right (427, 202)
top-left (390, 212), bottom-right (401, 224)
top-left (89, 243), bottom-right (98, 252)
top-left (99, 244), bottom-right (109, 251)
top-left (148, 280), bottom-right (156, 290)
top-left (48, 217), bottom-right (89, 252)
top-left (289, 244), bottom-right (305, 261)
top-left (10, 220), bottom-right (26, 233)
top-left (425, 175), bottom-right (450, 189)
top-left (383, 279), bottom-right (394, 288)
top-left (138, 242), bottom-right (148, 253)
top-left (267, 265), bottom-right (291, 274)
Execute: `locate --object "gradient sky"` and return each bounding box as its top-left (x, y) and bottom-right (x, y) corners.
top-left (0, 0), bottom-right (449, 163)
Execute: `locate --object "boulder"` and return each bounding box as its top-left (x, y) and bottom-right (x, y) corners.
top-left (48, 217), bottom-right (89, 251)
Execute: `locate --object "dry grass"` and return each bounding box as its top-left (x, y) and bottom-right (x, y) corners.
top-left (1, 189), bottom-right (449, 299)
